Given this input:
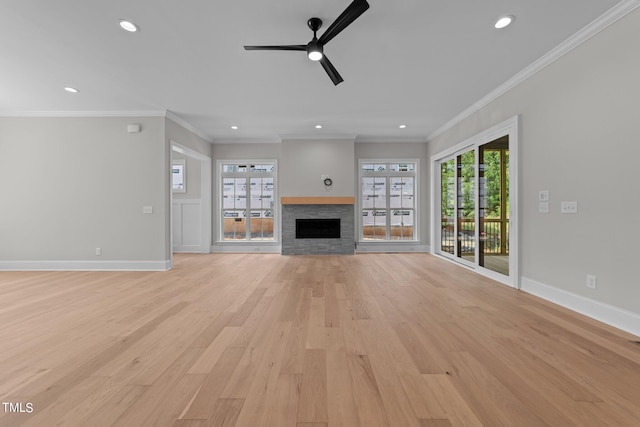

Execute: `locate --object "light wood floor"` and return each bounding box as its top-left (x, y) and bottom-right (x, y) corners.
top-left (1, 253), bottom-right (639, 427)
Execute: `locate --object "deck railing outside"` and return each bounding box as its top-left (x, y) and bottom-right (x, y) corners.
top-left (441, 218), bottom-right (509, 255)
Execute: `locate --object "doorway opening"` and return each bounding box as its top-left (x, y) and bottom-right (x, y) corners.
top-left (170, 142), bottom-right (212, 255)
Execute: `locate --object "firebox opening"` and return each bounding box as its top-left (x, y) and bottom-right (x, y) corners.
top-left (295, 218), bottom-right (340, 239)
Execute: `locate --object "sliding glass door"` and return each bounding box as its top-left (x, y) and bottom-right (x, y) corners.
top-left (438, 136), bottom-right (510, 277)
top-left (478, 137), bottom-right (509, 275)
top-left (457, 150), bottom-right (476, 265)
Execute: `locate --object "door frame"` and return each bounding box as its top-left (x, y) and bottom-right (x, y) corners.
top-left (170, 141), bottom-right (212, 254)
top-left (430, 116), bottom-right (519, 288)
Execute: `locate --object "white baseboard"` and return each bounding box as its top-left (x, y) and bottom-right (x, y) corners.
top-left (356, 243), bottom-right (430, 253)
top-left (521, 277), bottom-right (640, 337)
top-left (210, 244), bottom-right (281, 254)
top-left (173, 246), bottom-right (209, 253)
top-left (0, 259), bottom-right (172, 271)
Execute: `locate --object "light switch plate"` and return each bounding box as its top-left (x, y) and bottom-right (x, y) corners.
top-left (539, 190), bottom-right (549, 202)
top-left (143, 206), bottom-right (153, 214)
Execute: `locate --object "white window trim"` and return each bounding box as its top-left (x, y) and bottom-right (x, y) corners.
top-left (216, 159), bottom-right (279, 244)
top-left (357, 158), bottom-right (420, 243)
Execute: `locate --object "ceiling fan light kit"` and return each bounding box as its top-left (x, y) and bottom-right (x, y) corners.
top-left (244, 0), bottom-right (370, 85)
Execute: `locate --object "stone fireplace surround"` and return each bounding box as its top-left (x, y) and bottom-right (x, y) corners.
top-left (281, 197), bottom-right (355, 255)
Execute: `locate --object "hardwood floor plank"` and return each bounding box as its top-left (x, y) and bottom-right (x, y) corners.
top-left (262, 374), bottom-right (302, 427)
top-left (324, 281), bottom-right (341, 328)
top-left (445, 350), bottom-right (546, 427)
top-left (110, 348), bottom-right (205, 426)
top-left (1, 302), bottom-right (189, 425)
top-left (172, 420), bottom-right (204, 427)
top-left (227, 288), bottom-right (268, 327)
top-left (2, 253), bottom-right (639, 426)
top-left (392, 321), bottom-right (443, 374)
top-left (189, 312), bottom-right (235, 349)
top-left (346, 354), bottom-right (390, 427)
top-left (296, 349), bottom-right (329, 424)
top-left (325, 327), bottom-right (360, 427)
top-left (398, 373), bottom-right (484, 427)
top-left (205, 398), bottom-right (244, 427)
top-left (180, 347), bottom-right (245, 420)
top-left (230, 321), bottom-right (293, 426)
top-left (188, 327), bottom-right (241, 374)
top-left (356, 319), bottom-right (422, 427)
top-left (15, 376), bottom-right (109, 427)
top-left (73, 385), bottom-right (148, 427)
top-left (306, 297), bottom-right (326, 349)
top-left (279, 288), bottom-right (313, 375)
top-left (338, 299), bottom-right (368, 356)
top-left (419, 419), bottom-right (453, 427)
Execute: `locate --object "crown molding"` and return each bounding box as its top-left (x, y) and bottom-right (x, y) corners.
top-left (212, 137), bottom-right (282, 144)
top-left (0, 110), bottom-right (165, 118)
top-left (165, 110), bottom-right (214, 143)
top-left (427, 0), bottom-right (640, 142)
top-left (280, 133), bottom-right (356, 141)
top-left (355, 136), bottom-right (428, 144)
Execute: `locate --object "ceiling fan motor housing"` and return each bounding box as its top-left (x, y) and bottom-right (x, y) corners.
top-left (306, 18), bottom-right (324, 60)
top-left (307, 17), bottom-right (322, 33)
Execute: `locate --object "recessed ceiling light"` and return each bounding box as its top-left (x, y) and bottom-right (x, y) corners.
top-left (119, 20), bottom-right (139, 32)
top-left (64, 87), bottom-right (79, 93)
top-left (494, 15), bottom-right (514, 29)
top-left (315, 125), bottom-right (322, 129)
top-left (399, 124), bottom-right (407, 129)
top-left (231, 125), bottom-right (239, 130)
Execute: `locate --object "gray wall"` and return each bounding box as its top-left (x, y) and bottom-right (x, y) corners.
top-left (0, 116), bottom-right (170, 266)
top-left (280, 139), bottom-right (355, 197)
top-left (427, 9), bottom-right (640, 315)
top-left (211, 140), bottom-right (428, 249)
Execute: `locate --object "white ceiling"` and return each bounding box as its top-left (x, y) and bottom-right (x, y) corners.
top-left (0, 0), bottom-right (622, 143)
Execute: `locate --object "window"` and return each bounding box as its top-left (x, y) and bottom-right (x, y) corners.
top-left (359, 160), bottom-right (418, 241)
top-left (172, 159), bottom-right (186, 193)
top-left (220, 161), bottom-right (276, 241)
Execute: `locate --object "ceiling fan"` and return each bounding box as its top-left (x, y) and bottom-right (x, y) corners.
top-left (244, 0), bottom-right (370, 85)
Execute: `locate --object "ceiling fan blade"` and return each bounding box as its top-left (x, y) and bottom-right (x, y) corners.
top-left (244, 45), bottom-right (306, 51)
top-left (318, 0), bottom-right (369, 45)
top-left (319, 55), bottom-right (344, 85)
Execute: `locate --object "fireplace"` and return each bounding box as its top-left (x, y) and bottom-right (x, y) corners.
top-left (296, 218), bottom-right (340, 239)
top-left (281, 197), bottom-right (355, 255)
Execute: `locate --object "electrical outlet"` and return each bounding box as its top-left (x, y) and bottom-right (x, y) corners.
top-left (561, 201), bottom-right (578, 214)
top-left (586, 275), bottom-right (597, 289)
top-left (538, 190), bottom-right (549, 202)
top-left (95, 247), bottom-right (102, 256)
top-left (539, 202), bottom-right (549, 214)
